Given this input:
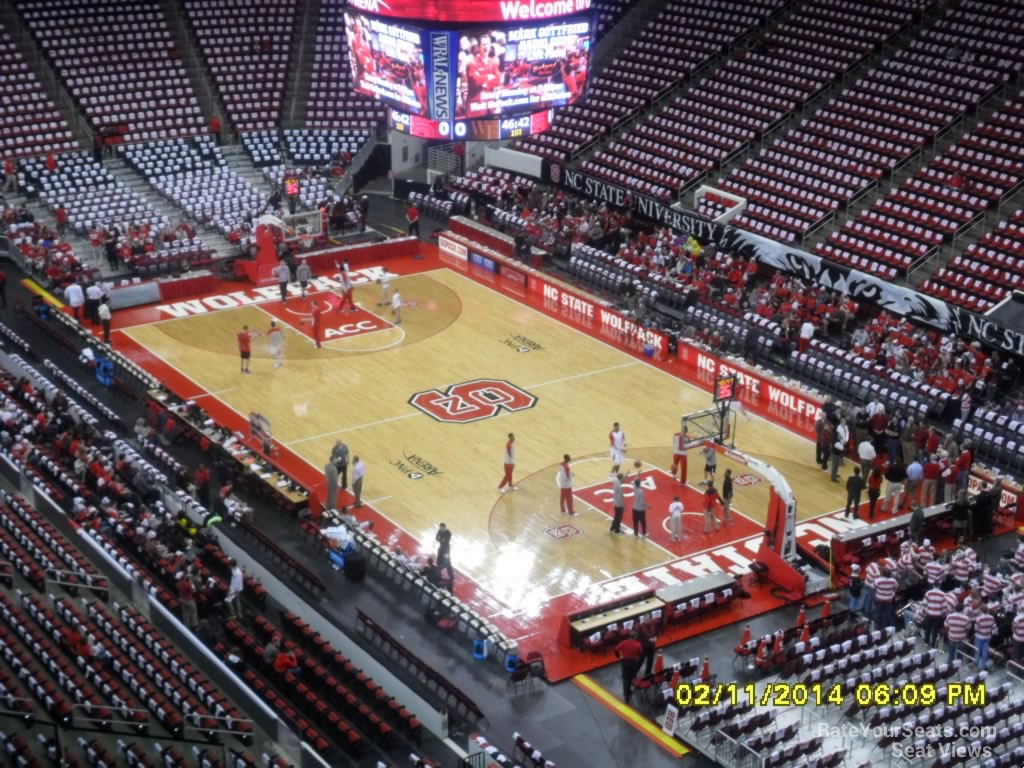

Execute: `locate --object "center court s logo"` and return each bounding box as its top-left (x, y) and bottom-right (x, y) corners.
top-left (409, 379), bottom-right (537, 423)
top-left (544, 523), bottom-right (581, 540)
top-left (732, 473), bottom-right (765, 487)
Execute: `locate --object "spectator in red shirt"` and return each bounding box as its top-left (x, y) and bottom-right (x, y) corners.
top-left (45, 151), bottom-right (57, 173)
top-left (955, 441), bottom-right (973, 490)
top-left (65, 628), bottom-right (92, 659)
top-left (55, 205), bottom-right (68, 236)
top-left (614, 632), bottom-right (644, 704)
top-left (2, 157), bottom-right (15, 193)
top-left (177, 572), bottom-right (199, 628)
top-left (273, 649), bottom-right (300, 676)
top-left (210, 114), bottom-right (222, 145)
top-left (193, 463), bottom-right (211, 507)
top-left (406, 204), bottom-right (420, 238)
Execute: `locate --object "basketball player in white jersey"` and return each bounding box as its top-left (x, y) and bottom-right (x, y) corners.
top-left (391, 290), bottom-right (402, 324)
top-left (267, 320), bottom-right (284, 368)
top-left (335, 261), bottom-right (356, 312)
top-left (609, 422), bottom-right (626, 476)
top-left (498, 432), bottom-right (517, 492)
top-left (727, 381), bottom-right (750, 421)
top-left (672, 425), bottom-right (690, 484)
top-left (376, 271), bottom-right (392, 306)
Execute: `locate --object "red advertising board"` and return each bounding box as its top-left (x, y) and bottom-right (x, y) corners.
top-left (530, 273), bottom-right (669, 358)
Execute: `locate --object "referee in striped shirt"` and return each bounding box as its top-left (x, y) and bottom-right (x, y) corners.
top-left (923, 585), bottom-right (948, 647)
top-left (873, 569), bottom-right (899, 629)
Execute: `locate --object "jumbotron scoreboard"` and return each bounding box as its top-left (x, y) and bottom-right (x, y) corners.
top-left (344, 0), bottom-right (594, 140)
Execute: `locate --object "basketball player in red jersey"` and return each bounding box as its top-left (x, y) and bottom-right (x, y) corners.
top-left (336, 262), bottom-right (356, 312)
top-left (236, 325), bottom-right (255, 374)
top-left (498, 433), bottom-right (517, 492)
top-left (672, 425), bottom-right (690, 484)
top-left (309, 299), bottom-right (322, 348)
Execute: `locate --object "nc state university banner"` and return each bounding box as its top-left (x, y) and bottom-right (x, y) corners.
top-left (544, 163), bottom-right (1024, 357)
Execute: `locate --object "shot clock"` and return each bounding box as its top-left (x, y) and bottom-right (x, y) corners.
top-left (713, 373), bottom-right (737, 403)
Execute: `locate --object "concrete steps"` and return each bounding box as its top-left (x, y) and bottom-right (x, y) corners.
top-left (158, 0), bottom-right (224, 138)
top-left (105, 154), bottom-right (247, 261)
top-left (0, 3), bottom-right (92, 148)
top-left (572, 0), bottom-right (806, 169)
top-left (285, 0), bottom-right (320, 129)
top-left (221, 145), bottom-right (272, 189)
top-left (591, 0), bottom-right (671, 73)
top-left (107, 164), bottom-right (182, 225)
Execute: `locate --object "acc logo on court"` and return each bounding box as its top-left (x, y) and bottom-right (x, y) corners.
top-left (323, 319), bottom-right (383, 339)
top-left (732, 473), bottom-right (764, 487)
top-left (544, 523), bottom-right (581, 540)
top-left (409, 379), bottom-right (537, 423)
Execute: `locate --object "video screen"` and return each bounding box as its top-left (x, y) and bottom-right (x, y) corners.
top-left (455, 19), bottom-right (591, 118)
top-left (346, 0), bottom-right (592, 24)
top-left (345, 12), bottom-right (429, 115)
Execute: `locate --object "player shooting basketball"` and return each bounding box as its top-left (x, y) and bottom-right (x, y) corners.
top-left (609, 422), bottom-right (626, 477)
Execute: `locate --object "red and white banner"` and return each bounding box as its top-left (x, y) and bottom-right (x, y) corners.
top-left (530, 274), bottom-right (669, 357)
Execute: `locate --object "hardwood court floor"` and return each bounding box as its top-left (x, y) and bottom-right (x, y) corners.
top-left (124, 268), bottom-right (846, 610)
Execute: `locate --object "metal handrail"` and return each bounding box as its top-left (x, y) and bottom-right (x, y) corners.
top-left (183, 710), bottom-right (255, 737)
top-left (71, 702), bottom-right (151, 726)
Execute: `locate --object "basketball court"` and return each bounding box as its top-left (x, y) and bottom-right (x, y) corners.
top-left (112, 248), bottom-right (861, 680)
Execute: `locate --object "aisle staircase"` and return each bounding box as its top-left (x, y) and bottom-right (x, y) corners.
top-left (158, 0), bottom-right (228, 140)
top-left (285, 0), bottom-right (321, 129)
top-left (0, 2), bottom-right (92, 148)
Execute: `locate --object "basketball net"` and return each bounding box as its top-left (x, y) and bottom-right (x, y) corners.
top-left (281, 210), bottom-right (322, 243)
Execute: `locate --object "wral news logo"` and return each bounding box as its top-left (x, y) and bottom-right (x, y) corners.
top-left (550, 163), bottom-right (561, 183)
